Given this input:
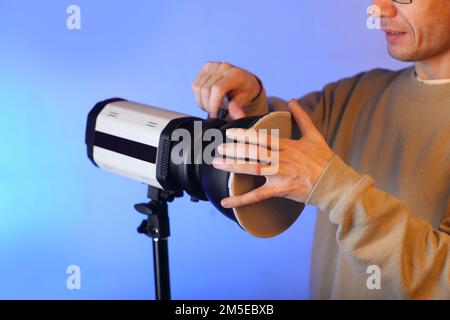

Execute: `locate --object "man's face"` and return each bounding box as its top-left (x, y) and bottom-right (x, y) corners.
top-left (374, 0), bottom-right (450, 62)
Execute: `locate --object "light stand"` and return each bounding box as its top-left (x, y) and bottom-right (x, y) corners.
top-left (134, 186), bottom-right (182, 300)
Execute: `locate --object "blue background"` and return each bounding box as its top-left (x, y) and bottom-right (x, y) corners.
top-left (0, 1), bottom-right (407, 299)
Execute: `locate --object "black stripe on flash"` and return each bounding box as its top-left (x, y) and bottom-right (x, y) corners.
top-left (94, 131), bottom-right (157, 164)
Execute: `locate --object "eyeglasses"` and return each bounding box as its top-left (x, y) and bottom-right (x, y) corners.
top-left (392, 0), bottom-right (413, 4)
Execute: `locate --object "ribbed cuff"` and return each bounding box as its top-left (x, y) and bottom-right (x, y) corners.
top-left (305, 154), bottom-right (368, 215)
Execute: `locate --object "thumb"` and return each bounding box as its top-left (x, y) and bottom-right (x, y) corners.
top-left (227, 95), bottom-right (247, 119)
top-left (288, 99), bottom-right (320, 139)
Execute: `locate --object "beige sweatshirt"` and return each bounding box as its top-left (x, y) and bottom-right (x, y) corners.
top-left (244, 66), bottom-right (450, 299)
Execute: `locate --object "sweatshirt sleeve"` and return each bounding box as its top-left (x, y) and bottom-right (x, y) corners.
top-left (252, 71), bottom-right (372, 141)
top-left (247, 69), bottom-right (399, 141)
top-left (306, 153), bottom-right (450, 299)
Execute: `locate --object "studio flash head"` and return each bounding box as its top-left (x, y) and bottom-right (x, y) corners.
top-left (85, 98), bottom-right (304, 238)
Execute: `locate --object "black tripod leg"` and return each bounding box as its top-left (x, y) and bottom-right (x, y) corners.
top-left (153, 237), bottom-right (171, 300)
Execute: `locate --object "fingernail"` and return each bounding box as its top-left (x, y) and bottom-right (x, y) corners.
top-left (221, 199), bottom-right (230, 208)
top-left (225, 129), bottom-right (235, 138)
top-left (291, 99), bottom-right (301, 107)
top-left (212, 158), bottom-right (222, 166)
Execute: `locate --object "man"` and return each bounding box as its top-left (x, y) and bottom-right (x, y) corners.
top-left (191, 0), bottom-right (450, 299)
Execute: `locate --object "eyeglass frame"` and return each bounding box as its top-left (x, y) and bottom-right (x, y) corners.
top-left (392, 0), bottom-right (413, 4)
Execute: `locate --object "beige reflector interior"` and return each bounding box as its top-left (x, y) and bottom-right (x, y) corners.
top-left (228, 111), bottom-right (305, 238)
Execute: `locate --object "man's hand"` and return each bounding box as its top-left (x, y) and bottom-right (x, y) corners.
top-left (191, 61), bottom-right (262, 119)
top-left (212, 99), bottom-right (335, 208)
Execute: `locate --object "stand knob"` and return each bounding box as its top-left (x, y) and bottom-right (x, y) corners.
top-left (134, 203), bottom-right (153, 215)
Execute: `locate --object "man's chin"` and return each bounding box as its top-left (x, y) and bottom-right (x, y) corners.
top-left (387, 47), bottom-right (418, 62)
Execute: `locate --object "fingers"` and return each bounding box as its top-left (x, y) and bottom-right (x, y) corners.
top-left (288, 99), bottom-right (321, 140)
top-left (212, 157), bottom-right (270, 175)
top-left (192, 62), bottom-right (234, 116)
top-left (225, 128), bottom-right (282, 150)
top-left (227, 98), bottom-right (246, 119)
top-left (216, 142), bottom-right (274, 163)
top-left (191, 61), bottom-right (261, 119)
top-left (220, 185), bottom-right (273, 208)
top-left (192, 62), bottom-right (219, 111)
top-left (208, 69), bottom-right (250, 118)
top-left (207, 77), bottom-right (234, 118)
top-left (201, 63), bottom-right (233, 117)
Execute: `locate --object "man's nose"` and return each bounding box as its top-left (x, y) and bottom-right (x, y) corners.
top-left (372, 0), bottom-right (397, 17)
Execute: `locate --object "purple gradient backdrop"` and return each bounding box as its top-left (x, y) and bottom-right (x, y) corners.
top-left (0, 0), bottom-right (408, 299)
